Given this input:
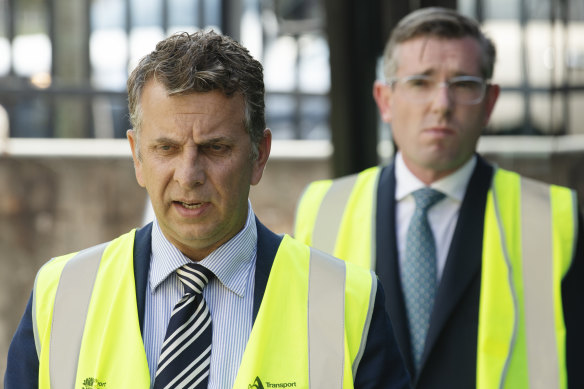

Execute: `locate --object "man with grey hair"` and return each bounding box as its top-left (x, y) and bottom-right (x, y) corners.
top-left (6, 30), bottom-right (408, 388)
top-left (295, 7), bottom-right (584, 388)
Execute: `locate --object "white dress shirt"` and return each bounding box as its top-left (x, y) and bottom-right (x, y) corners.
top-left (395, 152), bottom-right (476, 282)
top-left (143, 201), bottom-right (258, 388)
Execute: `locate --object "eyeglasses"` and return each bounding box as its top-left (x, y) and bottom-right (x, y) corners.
top-left (387, 75), bottom-right (488, 105)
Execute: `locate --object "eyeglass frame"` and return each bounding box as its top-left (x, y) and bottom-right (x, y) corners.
top-left (386, 74), bottom-right (490, 105)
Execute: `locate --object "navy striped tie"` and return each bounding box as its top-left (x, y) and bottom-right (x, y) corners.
top-left (154, 263), bottom-right (214, 389)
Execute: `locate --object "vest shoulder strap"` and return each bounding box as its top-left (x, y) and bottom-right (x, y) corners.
top-left (49, 242), bottom-right (108, 388)
top-left (307, 246), bottom-right (376, 386)
top-left (312, 173), bottom-right (360, 254)
top-left (308, 247), bottom-right (346, 387)
top-left (519, 176), bottom-right (566, 389)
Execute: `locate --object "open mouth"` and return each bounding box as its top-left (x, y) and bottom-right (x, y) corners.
top-left (176, 201), bottom-right (204, 209)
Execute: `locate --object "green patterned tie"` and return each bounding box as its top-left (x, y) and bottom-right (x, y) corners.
top-left (401, 187), bottom-right (445, 371)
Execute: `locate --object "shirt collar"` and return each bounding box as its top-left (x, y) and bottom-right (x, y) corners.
top-left (149, 200), bottom-right (257, 298)
top-left (395, 151), bottom-right (476, 203)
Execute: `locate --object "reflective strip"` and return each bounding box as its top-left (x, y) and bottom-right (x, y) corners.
top-left (50, 243), bottom-right (108, 388)
top-left (308, 247), bottom-right (346, 388)
top-left (312, 174), bottom-right (359, 255)
top-left (32, 256), bottom-right (65, 357)
top-left (520, 177), bottom-right (559, 389)
top-left (491, 181), bottom-right (519, 389)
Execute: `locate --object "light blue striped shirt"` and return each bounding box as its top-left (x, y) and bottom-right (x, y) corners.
top-left (144, 202), bottom-right (257, 388)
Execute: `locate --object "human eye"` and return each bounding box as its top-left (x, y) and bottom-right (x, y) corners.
top-left (405, 76), bottom-right (432, 89)
top-left (202, 142), bottom-right (230, 155)
top-left (451, 77), bottom-right (482, 91)
top-left (153, 142), bottom-right (179, 155)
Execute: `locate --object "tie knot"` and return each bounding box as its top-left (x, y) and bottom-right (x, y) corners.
top-left (412, 187), bottom-right (445, 211)
top-left (176, 263), bottom-right (214, 295)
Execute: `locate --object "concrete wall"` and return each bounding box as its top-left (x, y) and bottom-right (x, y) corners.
top-left (1, 137), bottom-right (583, 384)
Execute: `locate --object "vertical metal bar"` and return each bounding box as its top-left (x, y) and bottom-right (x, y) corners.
top-left (124, 0), bottom-right (132, 90)
top-left (83, 0), bottom-right (91, 79)
top-left (123, 0), bottom-right (132, 136)
top-left (47, 0), bottom-right (56, 137)
top-left (221, 0), bottom-right (229, 35)
top-left (561, 0), bottom-right (570, 135)
top-left (294, 36), bottom-right (302, 139)
top-left (476, 0), bottom-right (484, 23)
top-left (198, 0), bottom-right (204, 28)
top-left (125, 0), bottom-right (132, 36)
top-left (47, 0), bottom-right (56, 79)
top-left (6, 0), bottom-right (15, 76)
top-left (519, 0), bottom-right (532, 133)
top-left (125, 0), bottom-right (132, 82)
top-left (222, 0), bottom-right (240, 41)
top-left (3, 0), bottom-right (15, 136)
top-left (549, 0), bottom-right (557, 135)
top-left (162, 0), bottom-right (169, 35)
top-left (326, 0), bottom-right (380, 175)
top-left (84, 0), bottom-right (93, 137)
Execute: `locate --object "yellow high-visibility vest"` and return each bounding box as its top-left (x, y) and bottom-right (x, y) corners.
top-left (295, 166), bottom-right (381, 270)
top-left (295, 167), bottom-right (576, 388)
top-left (33, 232), bottom-right (377, 388)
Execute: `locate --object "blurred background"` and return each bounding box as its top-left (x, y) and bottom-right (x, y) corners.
top-left (1, 0), bottom-right (584, 383)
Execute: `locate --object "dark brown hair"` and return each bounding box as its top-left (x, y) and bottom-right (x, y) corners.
top-left (383, 7), bottom-right (496, 80)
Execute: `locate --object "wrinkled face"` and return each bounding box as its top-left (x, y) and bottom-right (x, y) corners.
top-left (128, 80), bottom-right (270, 260)
top-left (374, 36), bottom-right (499, 184)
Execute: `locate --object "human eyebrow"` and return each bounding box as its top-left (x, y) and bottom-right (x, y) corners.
top-left (409, 69), bottom-right (434, 77)
top-left (197, 136), bottom-right (236, 148)
top-left (150, 137), bottom-right (180, 147)
top-left (196, 137), bottom-right (235, 156)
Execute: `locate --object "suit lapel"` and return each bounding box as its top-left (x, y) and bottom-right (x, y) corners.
top-left (375, 163), bottom-right (416, 375)
top-left (420, 156), bottom-right (494, 369)
top-left (133, 222), bottom-right (153, 334)
top-left (253, 218), bottom-right (283, 323)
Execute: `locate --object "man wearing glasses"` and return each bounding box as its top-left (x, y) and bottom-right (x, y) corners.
top-left (295, 7), bottom-right (584, 388)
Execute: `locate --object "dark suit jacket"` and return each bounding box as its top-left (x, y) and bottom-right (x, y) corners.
top-left (5, 218), bottom-right (409, 389)
top-left (375, 154), bottom-right (584, 388)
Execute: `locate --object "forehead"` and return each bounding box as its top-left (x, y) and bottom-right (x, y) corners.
top-left (140, 80), bottom-right (246, 135)
top-left (394, 36), bottom-right (482, 76)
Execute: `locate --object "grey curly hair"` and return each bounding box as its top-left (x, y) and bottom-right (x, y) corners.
top-left (127, 30), bottom-right (266, 159)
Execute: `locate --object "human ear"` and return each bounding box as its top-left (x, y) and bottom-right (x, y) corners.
top-left (373, 80), bottom-right (393, 123)
top-left (251, 128), bottom-right (272, 186)
top-left (483, 84), bottom-right (500, 125)
top-left (127, 129), bottom-right (146, 188)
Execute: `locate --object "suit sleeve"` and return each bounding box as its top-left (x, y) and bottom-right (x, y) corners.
top-left (563, 210), bottom-right (584, 388)
top-left (4, 292), bottom-right (39, 389)
top-left (354, 280), bottom-right (410, 389)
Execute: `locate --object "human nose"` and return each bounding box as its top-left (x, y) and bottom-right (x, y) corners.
top-left (430, 82), bottom-right (453, 113)
top-left (174, 146), bottom-right (205, 188)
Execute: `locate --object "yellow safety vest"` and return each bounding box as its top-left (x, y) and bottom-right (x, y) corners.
top-left (32, 232), bottom-right (376, 388)
top-left (294, 166), bottom-right (576, 389)
top-left (295, 166), bottom-right (380, 270)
